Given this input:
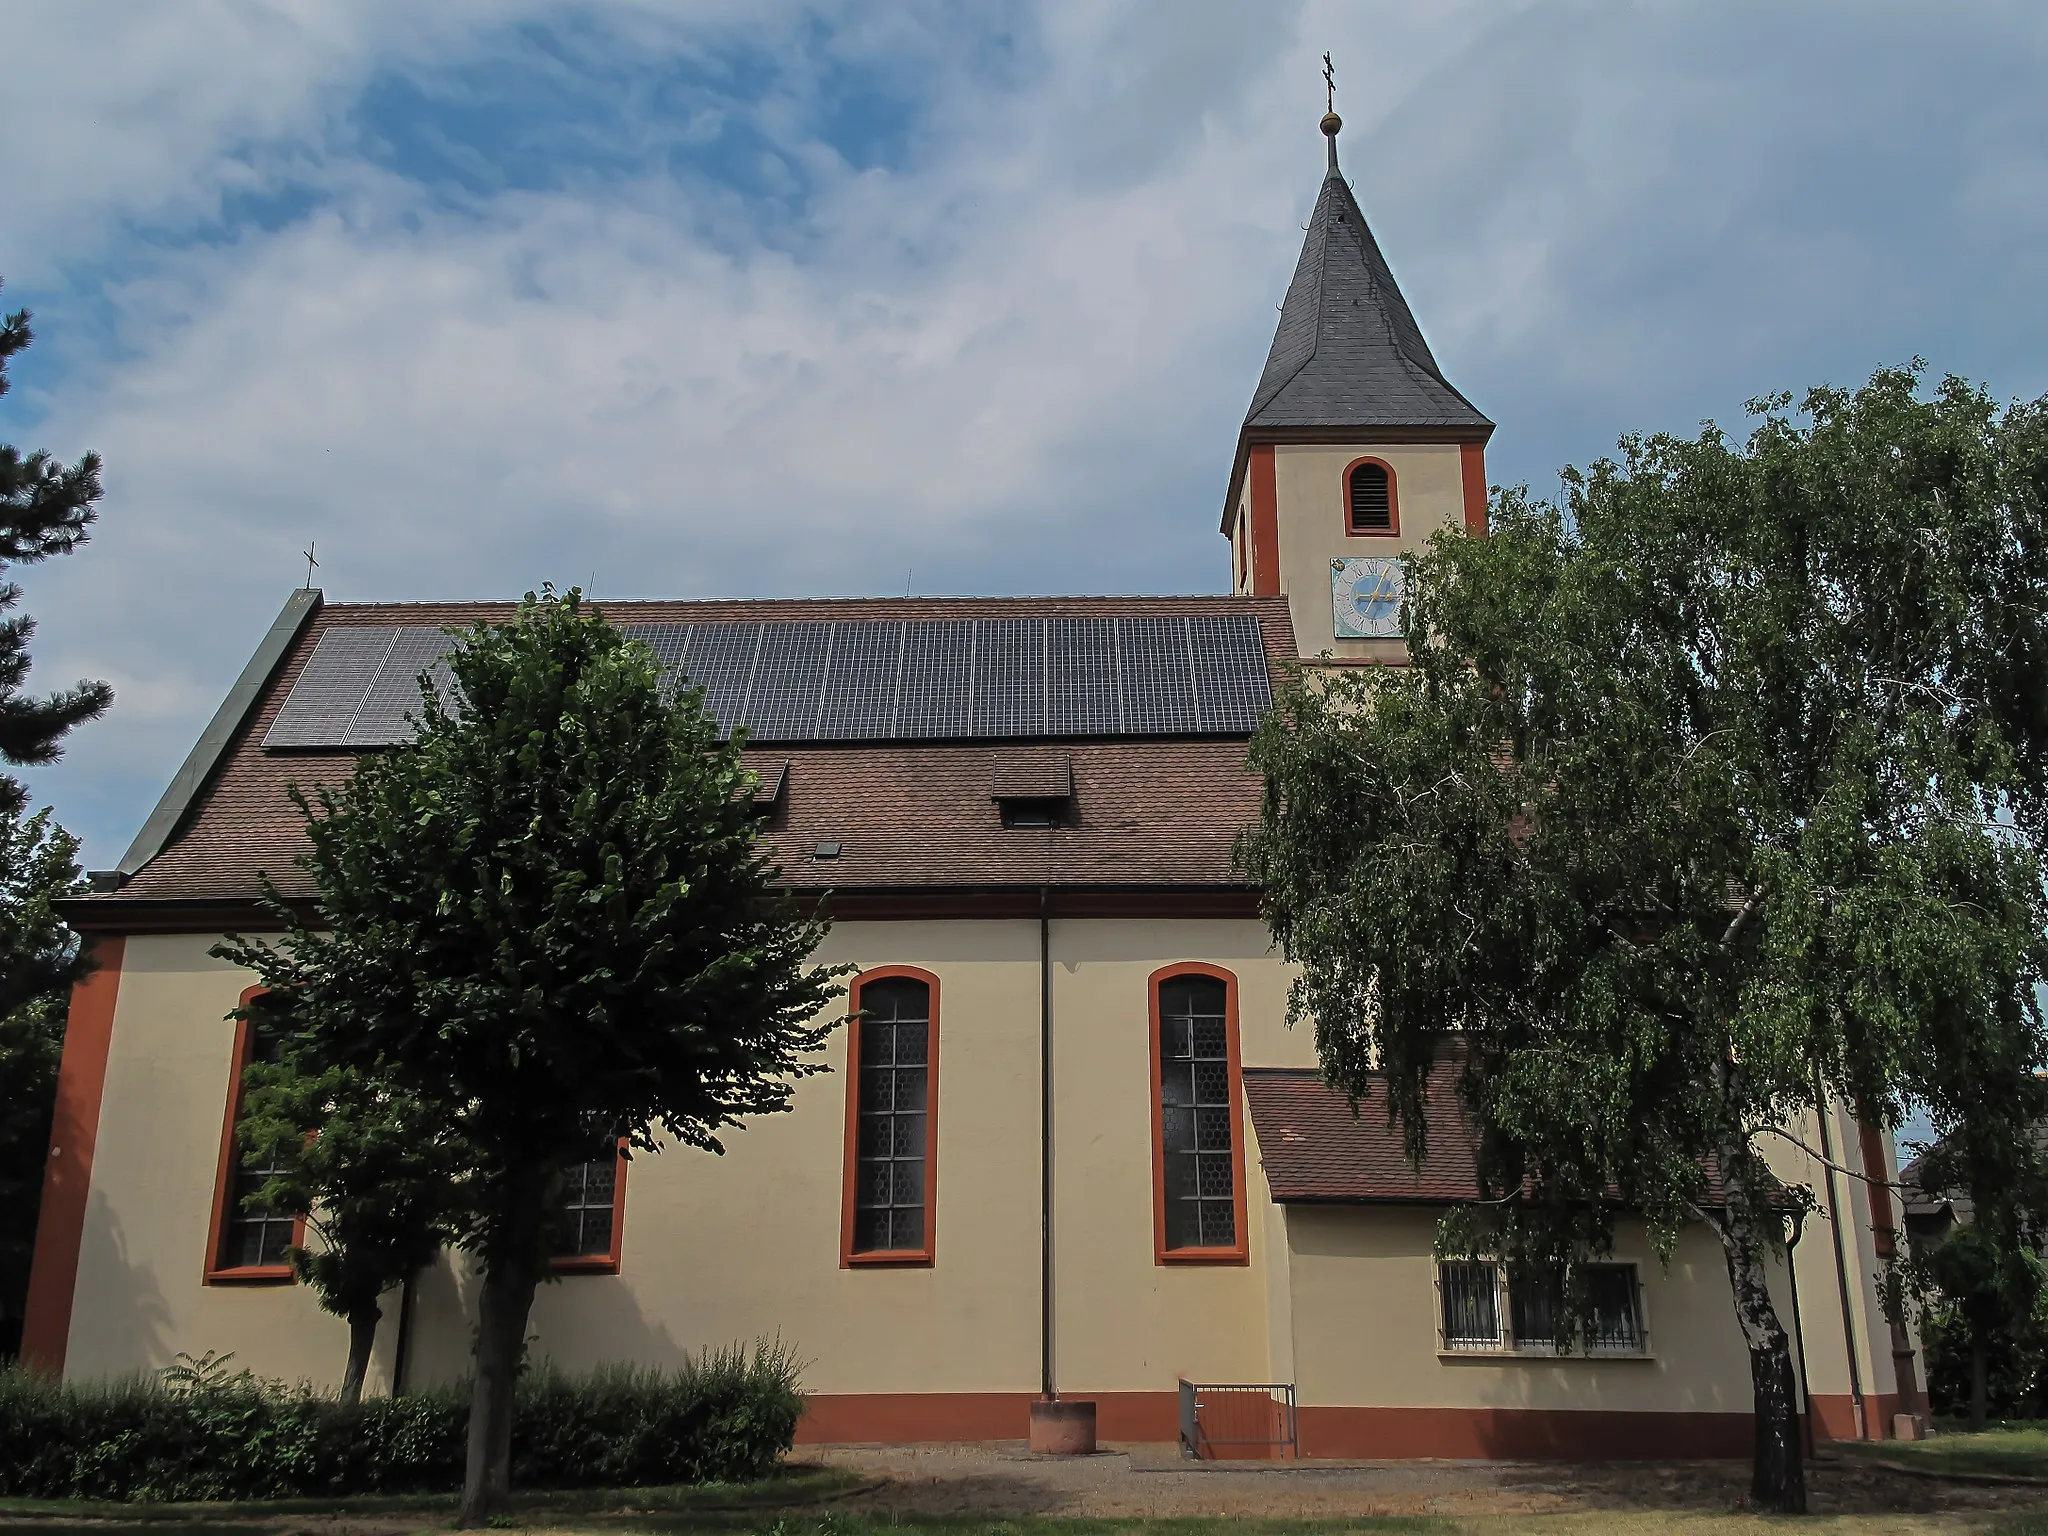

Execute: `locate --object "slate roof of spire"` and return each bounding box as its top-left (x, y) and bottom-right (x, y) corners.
top-left (1244, 166), bottom-right (1492, 435)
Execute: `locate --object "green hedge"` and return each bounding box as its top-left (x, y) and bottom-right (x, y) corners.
top-left (0, 1342), bottom-right (803, 1502)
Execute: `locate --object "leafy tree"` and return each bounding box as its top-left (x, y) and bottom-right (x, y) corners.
top-left (0, 281), bottom-right (113, 1355)
top-left (0, 285), bottom-right (113, 786)
top-left (0, 808), bottom-right (85, 1357)
top-left (216, 589), bottom-right (843, 1525)
top-left (1240, 366), bottom-right (2048, 1512)
top-left (231, 1049), bottom-right (468, 1403)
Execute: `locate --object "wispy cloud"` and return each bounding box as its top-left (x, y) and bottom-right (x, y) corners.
top-left (6, 0), bottom-right (2048, 864)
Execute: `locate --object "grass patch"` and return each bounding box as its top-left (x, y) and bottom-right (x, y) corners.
top-left (1833, 1424), bottom-right (2048, 1480)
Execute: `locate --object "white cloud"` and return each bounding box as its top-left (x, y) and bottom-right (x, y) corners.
top-left (9, 0), bottom-right (2048, 865)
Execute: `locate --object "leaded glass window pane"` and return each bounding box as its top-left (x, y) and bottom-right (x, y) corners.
top-left (552, 1142), bottom-right (619, 1259)
top-left (1158, 975), bottom-right (1234, 1251)
top-left (852, 978), bottom-right (931, 1254)
top-left (218, 1019), bottom-right (296, 1271)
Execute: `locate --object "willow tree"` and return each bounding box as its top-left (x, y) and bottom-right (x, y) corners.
top-left (1240, 367), bottom-right (2048, 1513)
top-left (218, 589), bottom-right (843, 1526)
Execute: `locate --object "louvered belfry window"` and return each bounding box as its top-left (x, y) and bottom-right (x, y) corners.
top-left (1348, 461), bottom-right (1392, 532)
top-left (853, 977), bottom-right (931, 1254)
top-left (1158, 974), bottom-right (1235, 1250)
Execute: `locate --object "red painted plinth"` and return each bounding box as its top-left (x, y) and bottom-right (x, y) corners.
top-left (1029, 1398), bottom-right (1098, 1455)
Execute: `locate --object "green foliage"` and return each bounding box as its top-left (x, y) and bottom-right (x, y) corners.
top-left (231, 1053), bottom-right (466, 1392)
top-left (217, 588), bottom-right (844, 1272)
top-left (0, 283), bottom-right (112, 784)
top-left (1238, 364), bottom-right (2048, 1507)
top-left (0, 805), bottom-right (85, 1356)
top-left (0, 1344), bottom-right (803, 1502)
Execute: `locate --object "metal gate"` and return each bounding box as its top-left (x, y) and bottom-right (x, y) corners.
top-left (1177, 1379), bottom-right (1299, 1460)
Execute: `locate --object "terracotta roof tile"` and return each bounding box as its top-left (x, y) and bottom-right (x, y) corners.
top-left (80, 594), bottom-right (1298, 912)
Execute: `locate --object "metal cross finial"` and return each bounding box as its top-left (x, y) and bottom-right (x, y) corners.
top-left (1323, 52), bottom-right (1335, 113)
top-left (302, 542), bottom-right (318, 590)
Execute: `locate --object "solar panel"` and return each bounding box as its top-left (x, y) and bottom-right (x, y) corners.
top-left (264, 627), bottom-right (397, 748)
top-left (818, 620), bottom-right (903, 739)
top-left (896, 620), bottom-right (973, 738)
top-left (973, 618), bottom-right (1046, 738)
top-left (346, 628), bottom-right (459, 746)
top-left (1048, 618), bottom-right (1120, 735)
top-left (1117, 617), bottom-right (1198, 734)
top-left (1187, 614), bottom-right (1270, 733)
top-left (265, 612), bottom-right (1270, 749)
top-left (742, 622), bottom-right (834, 740)
top-left (679, 623), bottom-right (760, 733)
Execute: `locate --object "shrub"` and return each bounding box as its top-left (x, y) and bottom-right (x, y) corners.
top-left (0, 1340), bottom-right (802, 1502)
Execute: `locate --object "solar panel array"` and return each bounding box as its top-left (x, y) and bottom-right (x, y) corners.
top-left (263, 614), bottom-right (1272, 749)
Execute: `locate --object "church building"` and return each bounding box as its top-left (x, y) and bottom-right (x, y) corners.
top-left (24, 112), bottom-right (1914, 1456)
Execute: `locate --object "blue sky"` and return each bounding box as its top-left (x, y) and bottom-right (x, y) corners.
top-left (7, 0), bottom-right (2048, 918)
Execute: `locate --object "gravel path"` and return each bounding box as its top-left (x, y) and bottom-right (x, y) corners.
top-left (811, 1441), bottom-right (2048, 1522)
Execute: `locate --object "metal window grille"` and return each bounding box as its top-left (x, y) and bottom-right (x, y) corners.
top-left (1349, 463), bottom-right (1391, 531)
top-left (853, 978), bottom-right (930, 1253)
top-left (1158, 976), bottom-right (1234, 1250)
top-left (1509, 1266), bottom-right (1564, 1352)
top-left (552, 1146), bottom-right (618, 1258)
top-left (1586, 1265), bottom-right (1644, 1352)
top-left (1440, 1261), bottom-right (1501, 1349)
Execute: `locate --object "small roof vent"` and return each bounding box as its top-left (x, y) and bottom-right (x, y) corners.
top-left (749, 758), bottom-right (789, 809)
top-left (991, 750), bottom-right (1074, 830)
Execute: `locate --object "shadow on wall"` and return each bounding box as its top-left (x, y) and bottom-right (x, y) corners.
top-left (398, 1249), bottom-right (706, 1390)
top-left (72, 1188), bottom-right (173, 1375)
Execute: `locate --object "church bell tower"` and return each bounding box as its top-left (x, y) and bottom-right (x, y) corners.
top-left (1224, 88), bottom-right (1493, 662)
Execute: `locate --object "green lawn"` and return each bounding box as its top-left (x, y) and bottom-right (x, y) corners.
top-left (1833, 1424), bottom-right (2048, 1481)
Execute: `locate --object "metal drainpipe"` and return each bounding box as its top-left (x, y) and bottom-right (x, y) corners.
top-left (1785, 1212), bottom-right (1815, 1458)
top-left (1040, 886), bottom-right (1056, 1402)
top-left (1814, 1099), bottom-right (1868, 1440)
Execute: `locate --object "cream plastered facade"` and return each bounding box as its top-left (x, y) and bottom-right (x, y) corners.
top-left (1233, 442), bottom-right (1468, 664)
top-left (61, 920), bottom-right (1884, 1436)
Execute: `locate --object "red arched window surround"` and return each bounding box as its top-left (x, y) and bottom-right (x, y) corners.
top-left (1147, 962), bottom-right (1249, 1266)
top-left (203, 986), bottom-right (303, 1285)
top-left (840, 966), bottom-right (940, 1268)
top-left (1342, 456), bottom-right (1401, 537)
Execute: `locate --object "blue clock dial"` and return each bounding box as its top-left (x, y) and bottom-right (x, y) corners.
top-left (1331, 557), bottom-right (1406, 639)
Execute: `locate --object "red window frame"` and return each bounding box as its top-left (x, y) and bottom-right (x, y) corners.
top-left (1342, 455), bottom-right (1401, 537)
top-left (1148, 962), bottom-right (1249, 1266)
top-left (203, 987), bottom-right (302, 1285)
top-left (551, 1138), bottom-right (629, 1276)
top-left (840, 966), bottom-right (940, 1268)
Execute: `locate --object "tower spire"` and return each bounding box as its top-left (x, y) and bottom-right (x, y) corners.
top-left (1321, 52), bottom-right (1341, 173)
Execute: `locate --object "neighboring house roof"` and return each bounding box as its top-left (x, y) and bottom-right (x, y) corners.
top-left (68, 592), bottom-right (1299, 927)
top-left (1243, 167), bottom-right (1493, 439)
top-left (1243, 1064), bottom-right (1740, 1208)
top-left (1899, 1143), bottom-right (1976, 1229)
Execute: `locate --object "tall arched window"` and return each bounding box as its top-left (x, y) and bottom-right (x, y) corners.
top-left (1346, 458), bottom-right (1397, 534)
top-left (1149, 965), bottom-right (1248, 1264)
top-left (841, 969), bottom-right (939, 1265)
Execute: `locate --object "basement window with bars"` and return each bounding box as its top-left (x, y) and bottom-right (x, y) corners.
top-left (1442, 1262), bottom-right (1647, 1353)
top-left (849, 975), bottom-right (933, 1259)
top-left (1157, 972), bottom-right (1240, 1255)
top-left (551, 1138), bottom-right (623, 1268)
top-left (1348, 461), bottom-right (1393, 533)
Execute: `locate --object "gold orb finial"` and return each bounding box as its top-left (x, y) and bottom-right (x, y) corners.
top-left (1320, 110), bottom-right (1342, 138)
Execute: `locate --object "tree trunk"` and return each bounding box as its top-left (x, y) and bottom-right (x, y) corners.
top-left (1970, 1335), bottom-right (1989, 1431)
top-left (1712, 1132), bottom-right (1806, 1513)
top-left (459, 1253), bottom-right (541, 1528)
top-left (339, 1301), bottom-right (381, 1407)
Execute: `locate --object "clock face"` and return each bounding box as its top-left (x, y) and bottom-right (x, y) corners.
top-left (1332, 556), bottom-right (1406, 639)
